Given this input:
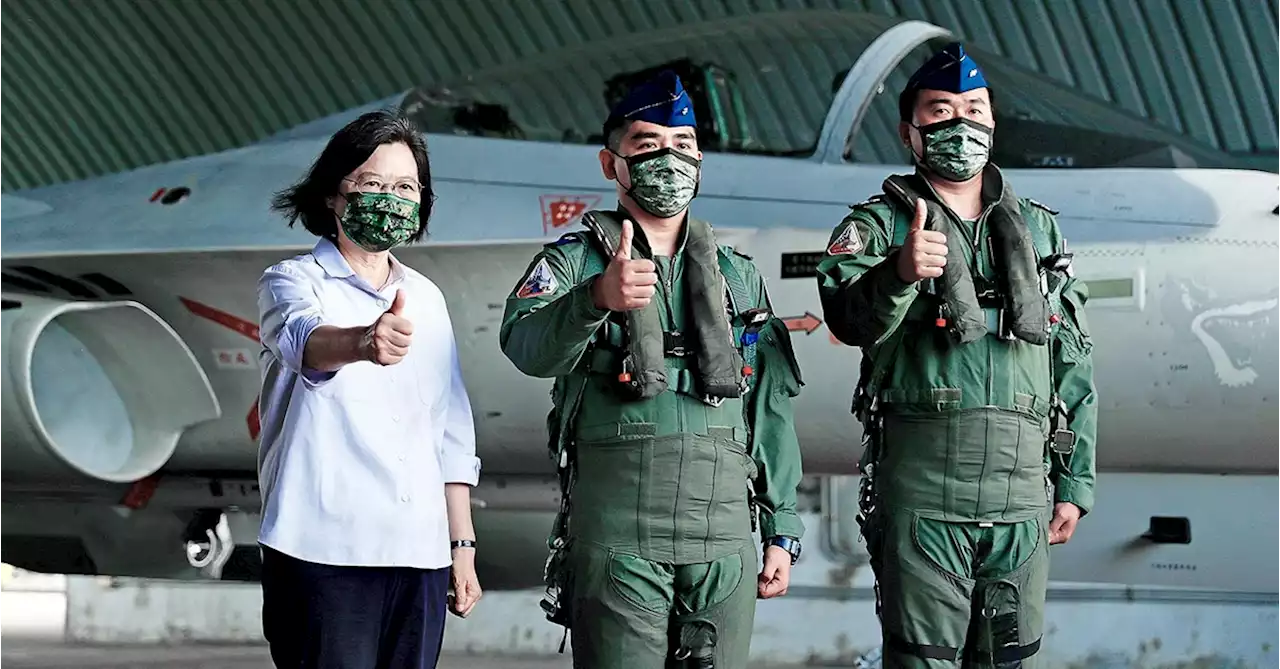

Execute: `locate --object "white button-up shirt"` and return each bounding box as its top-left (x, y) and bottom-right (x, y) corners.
top-left (256, 237), bottom-right (480, 569)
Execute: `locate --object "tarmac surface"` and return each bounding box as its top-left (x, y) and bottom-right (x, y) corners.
top-left (1, 591), bottom-right (571, 669)
top-left (2, 640), bottom-right (582, 669)
top-left (1, 638), bottom-right (817, 669)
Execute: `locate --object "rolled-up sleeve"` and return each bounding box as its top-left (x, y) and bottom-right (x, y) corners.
top-left (440, 330), bottom-right (481, 485)
top-left (257, 262), bottom-right (335, 387)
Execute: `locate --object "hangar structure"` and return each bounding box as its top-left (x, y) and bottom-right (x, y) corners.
top-left (1, 0), bottom-right (1276, 192)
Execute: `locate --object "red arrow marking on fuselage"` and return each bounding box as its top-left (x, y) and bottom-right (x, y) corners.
top-left (180, 297), bottom-right (260, 342)
top-left (782, 312), bottom-right (823, 335)
top-left (180, 297), bottom-right (262, 440)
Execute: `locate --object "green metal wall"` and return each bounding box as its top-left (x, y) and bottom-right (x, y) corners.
top-left (2, 0), bottom-right (1275, 191)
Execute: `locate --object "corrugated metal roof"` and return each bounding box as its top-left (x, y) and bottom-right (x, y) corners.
top-left (1, 0), bottom-right (1274, 191)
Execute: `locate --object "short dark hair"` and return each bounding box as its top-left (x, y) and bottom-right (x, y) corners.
top-left (605, 120), bottom-right (630, 152)
top-left (898, 87), bottom-right (997, 123)
top-left (271, 110), bottom-right (434, 241)
top-left (603, 120), bottom-right (698, 153)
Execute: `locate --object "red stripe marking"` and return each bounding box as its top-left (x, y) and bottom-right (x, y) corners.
top-left (149, 187), bottom-right (166, 202)
top-left (180, 297), bottom-right (263, 439)
top-left (180, 297), bottom-right (260, 342)
top-left (247, 395), bottom-right (261, 440)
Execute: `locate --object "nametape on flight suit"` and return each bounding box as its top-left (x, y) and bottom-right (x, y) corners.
top-left (517, 258), bottom-right (559, 298)
top-left (780, 252), bottom-right (824, 279)
top-left (827, 221), bottom-right (864, 255)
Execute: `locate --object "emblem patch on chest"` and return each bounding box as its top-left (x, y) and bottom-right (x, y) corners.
top-left (827, 223), bottom-right (864, 255)
top-left (516, 258), bottom-right (559, 299)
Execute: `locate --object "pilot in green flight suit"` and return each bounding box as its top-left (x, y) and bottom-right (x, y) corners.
top-left (501, 71), bottom-right (806, 668)
top-left (815, 44), bottom-right (1098, 667)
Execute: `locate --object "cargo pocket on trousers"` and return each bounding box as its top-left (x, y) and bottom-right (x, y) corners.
top-left (881, 513), bottom-right (972, 658)
top-left (607, 552), bottom-right (672, 616)
top-left (675, 551), bottom-right (744, 614)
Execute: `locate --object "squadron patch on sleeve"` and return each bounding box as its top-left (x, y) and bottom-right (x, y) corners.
top-left (516, 258), bottom-right (559, 299)
top-left (826, 222), bottom-right (864, 256)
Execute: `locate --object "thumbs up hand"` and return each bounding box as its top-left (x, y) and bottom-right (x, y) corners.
top-left (897, 199), bottom-right (949, 283)
top-left (362, 289), bottom-right (414, 366)
top-left (592, 220), bottom-right (658, 312)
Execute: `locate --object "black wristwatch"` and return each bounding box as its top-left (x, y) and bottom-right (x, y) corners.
top-left (450, 539), bottom-right (477, 550)
top-left (765, 536), bottom-right (802, 565)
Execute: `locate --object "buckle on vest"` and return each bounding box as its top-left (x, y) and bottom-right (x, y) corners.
top-left (664, 331), bottom-right (687, 358)
top-left (853, 387), bottom-right (869, 423)
top-left (1050, 429), bottom-right (1076, 455)
top-left (995, 308), bottom-right (1016, 341)
top-left (703, 394), bottom-right (725, 407)
top-left (1043, 253), bottom-right (1074, 274)
top-left (742, 308), bottom-right (771, 331)
top-left (974, 281), bottom-right (1001, 306)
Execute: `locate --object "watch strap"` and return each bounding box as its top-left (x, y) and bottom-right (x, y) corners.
top-left (766, 536), bottom-right (801, 564)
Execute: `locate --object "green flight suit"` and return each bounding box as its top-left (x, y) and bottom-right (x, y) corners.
top-left (816, 167), bottom-right (1098, 668)
top-left (501, 211), bottom-right (805, 669)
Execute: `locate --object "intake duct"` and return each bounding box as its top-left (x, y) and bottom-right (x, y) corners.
top-left (1, 294), bottom-right (220, 483)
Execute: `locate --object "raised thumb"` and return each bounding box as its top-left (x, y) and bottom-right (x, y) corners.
top-left (911, 199), bottom-right (928, 232)
top-left (616, 220), bottom-right (634, 260)
top-left (388, 289), bottom-right (406, 315)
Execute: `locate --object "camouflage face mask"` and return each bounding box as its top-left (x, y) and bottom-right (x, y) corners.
top-left (338, 192), bottom-right (420, 252)
top-left (914, 117), bottom-right (993, 182)
top-left (618, 148), bottom-right (701, 218)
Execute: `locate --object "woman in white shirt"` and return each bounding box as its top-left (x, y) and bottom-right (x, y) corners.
top-left (256, 110), bottom-right (481, 669)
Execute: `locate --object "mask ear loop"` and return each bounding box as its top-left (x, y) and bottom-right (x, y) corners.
top-left (906, 123), bottom-right (929, 170)
top-left (329, 192), bottom-right (356, 241)
top-left (607, 148), bottom-right (640, 203)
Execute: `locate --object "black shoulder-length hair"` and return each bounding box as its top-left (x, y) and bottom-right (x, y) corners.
top-left (271, 110), bottom-right (433, 242)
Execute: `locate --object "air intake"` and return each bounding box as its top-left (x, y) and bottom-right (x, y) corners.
top-left (1, 294), bottom-right (221, 483)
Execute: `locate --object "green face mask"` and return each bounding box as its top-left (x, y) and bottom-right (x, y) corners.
top-left (914, 117), bottom-right (993, 182)
top-left (337, 192), bottom-right (420, 252)
top-left (617, 148), bottom-right (701, 218)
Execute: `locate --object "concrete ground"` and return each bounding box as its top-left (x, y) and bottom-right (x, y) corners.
top-left (2, 640), bottom-right (580, 669)
top-left (0, 591), bottom-right (807, 669)
top-left (3, 641), bottom-right (590, 669)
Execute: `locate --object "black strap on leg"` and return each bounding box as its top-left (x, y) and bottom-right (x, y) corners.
top-left (886, 631), bottom-right (962, 661)
top-left (969, 637), bottom-right (1042, 665)
top-left (673, 620), bottom-right (716, 668)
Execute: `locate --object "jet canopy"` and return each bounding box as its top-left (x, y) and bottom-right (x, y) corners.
top-left (397, 11), bottom-right (1237, 170)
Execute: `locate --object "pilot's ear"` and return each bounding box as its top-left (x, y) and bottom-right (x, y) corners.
top-left (599, 148), bottom-right (617, 181)
top-left (897, 122), bottom-right (911, 148)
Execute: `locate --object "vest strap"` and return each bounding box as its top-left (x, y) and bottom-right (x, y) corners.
top-left (581, 211), bottom-right (745, 402)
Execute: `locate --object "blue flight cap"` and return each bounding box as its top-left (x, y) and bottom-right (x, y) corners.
top-left (603, 70), bottom-right (697, 137)
top-left (905, 42), bottom-right (989, 96)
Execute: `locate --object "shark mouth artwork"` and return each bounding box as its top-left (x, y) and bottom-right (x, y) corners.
top-left (1171, 278), bottom-right (1279, 389)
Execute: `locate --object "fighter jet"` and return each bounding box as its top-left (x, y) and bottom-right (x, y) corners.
top-left (2, 17), bottom-right (1276, 597)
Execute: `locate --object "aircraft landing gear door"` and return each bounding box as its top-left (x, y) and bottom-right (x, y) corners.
top-left (812, 20), bottom-right (952, 166)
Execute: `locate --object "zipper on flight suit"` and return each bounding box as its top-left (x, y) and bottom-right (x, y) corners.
top-left (973, 207), bottom-right (996, 409)
top-left (654, 254), bottom-right (682, 433)
top-left (944, 205), bottom-right (998, 409)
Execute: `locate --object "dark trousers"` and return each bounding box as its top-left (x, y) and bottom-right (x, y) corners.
top-left (260, 545), bottom-right (449, 669)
